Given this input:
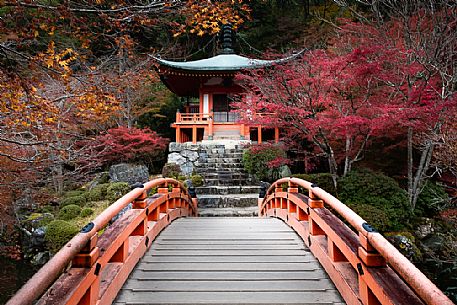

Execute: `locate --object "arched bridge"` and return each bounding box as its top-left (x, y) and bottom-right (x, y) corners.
top-left (7, 178), bottom-right (453, 305)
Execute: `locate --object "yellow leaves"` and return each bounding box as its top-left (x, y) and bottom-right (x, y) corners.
top-left (0, 72), bottom-right (59, 129)
top-left (35, 41), bottom-right (79, 81)
top-left (174, 0), bottom-right (251, 37)
top-left (45, 58), bottom-right (54, 69)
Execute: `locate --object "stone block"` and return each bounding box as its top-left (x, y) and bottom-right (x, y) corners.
top-left (181, 150), bottom-right (199, 162)
top-left (109, 163), bottom-right (149, 185)
top-left (168, 152), bottom-right (186, 165)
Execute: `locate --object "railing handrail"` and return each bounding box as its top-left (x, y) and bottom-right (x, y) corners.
top-left (264, 177), bottom-right (453, 305)
top-left (7, 178), bottom-right (192, 305)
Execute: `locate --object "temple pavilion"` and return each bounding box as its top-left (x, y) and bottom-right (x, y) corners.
top-left (155, 26), bottom-right (300, 144)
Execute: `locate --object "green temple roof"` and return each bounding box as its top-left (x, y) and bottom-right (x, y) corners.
top-left (154, 52), bottom-right (303, 72)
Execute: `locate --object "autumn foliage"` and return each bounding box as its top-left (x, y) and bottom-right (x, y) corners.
top-left (83, 127), bottom-right (169, 169)
top-left (235, 11), bottom-right (457, 201)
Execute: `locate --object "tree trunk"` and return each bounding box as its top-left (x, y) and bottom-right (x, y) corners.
top-left (407, 126), bottom-right (413, 205)
top-left (327, 147), bottom-right (339, 189)
top-left (407, 126), bottom-right (436, 211)
top-left (343, 135), bottom-right (351, 176)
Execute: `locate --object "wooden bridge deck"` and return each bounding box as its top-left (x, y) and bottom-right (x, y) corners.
top-left (114, 217), bottom-right (344, 305)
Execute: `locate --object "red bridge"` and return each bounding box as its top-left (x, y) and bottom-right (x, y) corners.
top-left (7, 177), bottom-right (453, 305)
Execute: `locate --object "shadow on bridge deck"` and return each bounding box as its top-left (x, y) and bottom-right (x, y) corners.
top-left (114, 217), bottom-right (344, 305)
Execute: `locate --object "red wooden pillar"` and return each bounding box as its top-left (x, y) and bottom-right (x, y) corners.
top-left (208, 114), bottom-right (213, 140)
top-left (192, 125), bottom-right (197, 144)
top-left (176, 126), bottom-right (181, 143)
top-left (257, 126), bottom-right (262, 144)
top-left (275, 127), bottom-right (279, 143)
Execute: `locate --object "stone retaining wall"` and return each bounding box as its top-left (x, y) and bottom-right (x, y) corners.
top-left (167, 142), bottom-right (243, 176)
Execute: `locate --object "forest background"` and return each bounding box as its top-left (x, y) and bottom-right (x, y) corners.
top-left (1, 0), bottom-right (456, 303)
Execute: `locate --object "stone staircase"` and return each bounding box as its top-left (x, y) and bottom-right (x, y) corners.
top-left (194, 143), bottom-right (260, 217)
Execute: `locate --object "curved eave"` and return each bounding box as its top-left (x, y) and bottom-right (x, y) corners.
top-left (153, 51), bottom-right (304, 72)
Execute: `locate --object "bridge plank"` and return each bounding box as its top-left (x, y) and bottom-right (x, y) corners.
top-left (135, 262), bottom-right (322, 271)
top-left (122, 279), bottom-right (335, 291)
top-left (116, 217), bottom-right (344, 305)
top-left (141, 255), bottom-right (312, 263)
top-left (130, 270), bottom-right (330, 280)
top-left (115, 291), bottom-right (342, 304)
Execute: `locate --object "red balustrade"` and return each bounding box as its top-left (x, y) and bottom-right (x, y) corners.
top-left (8, 178), bottom-right (197, 305)
top-left (259, 177), bottom-right (453, 305)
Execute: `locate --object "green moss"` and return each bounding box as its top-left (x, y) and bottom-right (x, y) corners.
top-left (338, 168), bottom-right (411, 232)
top-left (59, 204), bottom-right (82, 221)
top-left (385, 231), bottom-right (422, 261)
top-left (60, 195), bottom-right (86, 207)
top-left (80, 207), bottom-right (94, 217)
top-left (45, 220), bottom-right (79, 253)
top-left (40, 205), bottom-right (54, 213)
top-left (162, 163), bottom-right (181, 179)
top-left (416, 181), bottom-right (450, 217)
top-left (106, 182), bottom-right (130, 202)
top-left (87, 183), bottom-right (109, 202)
top-left (190, 174), bottom-right (204, 187)
top-left (63, 190), bottom-right (86, 198)
top-left (38, 214), bottom-right (55, 227)
top-left (27, 213), bottom-right (44, 221)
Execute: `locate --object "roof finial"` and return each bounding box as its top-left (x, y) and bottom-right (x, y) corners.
top-left (220, 23), bottom-right (235, 54)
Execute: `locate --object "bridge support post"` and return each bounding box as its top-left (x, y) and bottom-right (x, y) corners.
top-left (359, 280), bottom-right (381, 305)
top-left (358, 233), bottom-right (386, 267)
top-left (78, 279), bottom-right (100, 305)
top-left (307, 190), bottom-right (325, 236)
top-left (133, 191), bottom-right (148, 209)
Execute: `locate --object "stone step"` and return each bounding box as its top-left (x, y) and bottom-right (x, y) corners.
top-left (197, 194), bottom-right (259, 208)
top-left (195, 164), bottom-right (244, 170)
top-left (198, 207), bottom-right (258, 217)
top-left (203, 153), bottom-right (244, 159)
top-left (200, 172), bottom-right (250, 179)
top-left (204, 157), bottom-right (242, 163)
top-left (196, 186), bottom-right (261, 195)
top-left (203, 178), bottom-right (256, 186)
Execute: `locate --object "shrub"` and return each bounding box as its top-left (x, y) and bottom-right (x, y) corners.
top-left (45, 220), bottom-right (79, 253)
top-left (190, 174), bottom-right (204, 187)
top-left (59, 204), bottom-right (82, 221)
top-left (242, 144), bottom-right (289, 182)
top-left (63, 190), bottom-right (86, 198)
top-left (292, 173), bottom-right (336, 195)
top-left (40, 205), bottom-right (54, 213)
top-left (162, 163), bottom-right (181, 179)
top-left (106, 182), bottom-right (130, 202)
top-left (87, 183), bottom-right (109, 202)
top-left (84, 126), bottom-right (169, 167)
top-left (60, 195), bottom-right (86, 207)
top-left (416, 181), bottom-right (450, 217)
top-left (385, 232), bottom-right (422, 261)
top-left (80, 207), bottom-right (94, 217)
top-left (338, 168), bottom-right (410, 232)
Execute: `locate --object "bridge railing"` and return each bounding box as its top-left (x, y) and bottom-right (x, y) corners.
top-left (259, 177), bottom-right (453, 305)
top-left (8, 178), bottom-right (197, 305)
